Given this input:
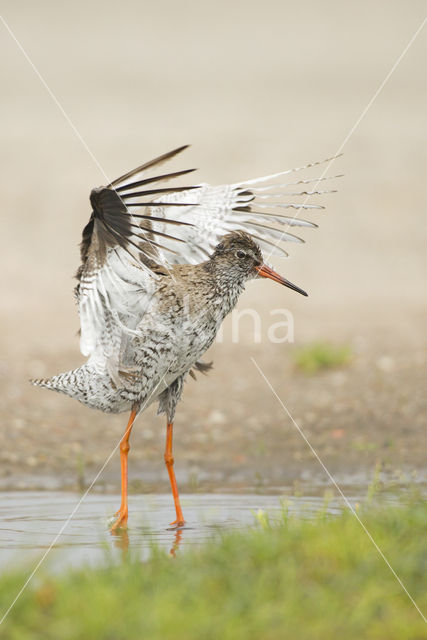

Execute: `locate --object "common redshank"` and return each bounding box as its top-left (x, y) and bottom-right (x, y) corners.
top-left (32, 146), bottom-right (335, 530)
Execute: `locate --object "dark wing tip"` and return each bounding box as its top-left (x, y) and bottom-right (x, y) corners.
top-left (110, 145), bottom-right (192, 188)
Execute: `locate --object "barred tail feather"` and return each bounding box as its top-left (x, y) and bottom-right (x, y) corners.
top-left (30, 365), bottom-right (130, 414)
top-left (30, 370), bottom-right (79, 394)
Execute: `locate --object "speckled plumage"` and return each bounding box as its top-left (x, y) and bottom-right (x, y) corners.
top-left (32, 146), bottom-right (331, 419)
top-left (33, 233), bottom-right (262, 418)
top-left (31, 146), bottom-right (335, 529)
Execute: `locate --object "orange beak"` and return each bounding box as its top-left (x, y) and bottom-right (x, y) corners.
top-left (255, 264), bottom-right (308, 297)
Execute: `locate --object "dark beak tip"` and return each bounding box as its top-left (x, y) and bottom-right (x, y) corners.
top-left (294, 287), bottom-right (308, 297)
top-left (256, 263), bottom-right (308, 297)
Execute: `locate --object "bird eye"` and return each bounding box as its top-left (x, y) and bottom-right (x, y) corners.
top-left (235, 250), bottom-right (246, 259)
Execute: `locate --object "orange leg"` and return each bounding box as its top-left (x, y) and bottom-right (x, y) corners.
top-left (111, 408), bottom-right (137, 531)
top-left (164, 421), bottom-right (185, 527)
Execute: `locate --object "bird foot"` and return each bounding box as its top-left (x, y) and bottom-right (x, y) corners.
top-left (111, 509), bottom-right (128, 532)
top-left (168, 518), bottom-right (186, 529)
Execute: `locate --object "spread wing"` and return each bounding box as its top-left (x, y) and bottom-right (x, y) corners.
top-left (76, 145), bottom-right (339, 381)
top-left (75, 146), bottom-right (201, 382)
top-left (119, 153), bottom-right (340, 263)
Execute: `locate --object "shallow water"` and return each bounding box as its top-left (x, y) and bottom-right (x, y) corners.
top-left (0, 490), bottom-right (365, 572)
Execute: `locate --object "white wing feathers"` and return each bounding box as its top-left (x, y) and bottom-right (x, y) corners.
top-left (121, 153), bottom-right (340, 262)
top-left (78, 252), bottom-right (156, 384)
top-left (75, 146), bottom-right (339, 380)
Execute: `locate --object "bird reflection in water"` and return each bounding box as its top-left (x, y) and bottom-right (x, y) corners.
top-left (110, 525), bottom-right (185, 558)
top-left (110, 527), bottom-right (129, 559)
top-left (169, 528), bottom-right (184, 557)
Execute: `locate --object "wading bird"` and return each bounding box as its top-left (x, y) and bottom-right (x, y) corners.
top-left (32, 146), bottom-right (336, 530)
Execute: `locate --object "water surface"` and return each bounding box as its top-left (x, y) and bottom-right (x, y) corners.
top-left (0, 490), bottom-right (364, 571)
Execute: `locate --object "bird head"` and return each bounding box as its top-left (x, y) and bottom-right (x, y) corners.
top-left (212, 231), bottom-right (308, 296)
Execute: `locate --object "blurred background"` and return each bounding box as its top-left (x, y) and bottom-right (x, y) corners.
top-left (1, 0), bottom-right (426, 492)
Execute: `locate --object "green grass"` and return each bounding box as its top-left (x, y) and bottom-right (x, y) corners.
top-left (1, 498), bottom-right (426, 639)
top-left (294, 341), bottom-right (352, 374)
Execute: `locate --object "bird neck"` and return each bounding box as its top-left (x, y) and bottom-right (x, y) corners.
top-left (204, 260), bottom-right (246, 318)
